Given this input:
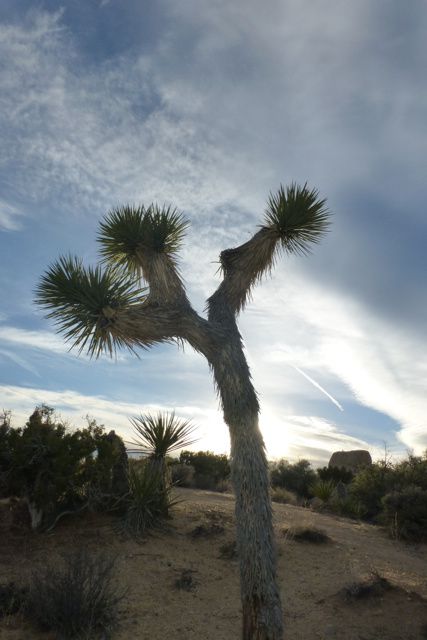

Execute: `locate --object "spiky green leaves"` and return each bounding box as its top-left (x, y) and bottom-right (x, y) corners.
top-left (128, 411), bottom-right (198, 458)
top-left (98, 204), bottom-right (189, 275)
top-left (264, 183), bottom-right (330, 255)
top-left (35, 255), bottom-right (145, 357)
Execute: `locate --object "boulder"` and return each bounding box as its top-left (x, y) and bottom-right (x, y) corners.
top-left (328, 450), bottom-right (372, 473)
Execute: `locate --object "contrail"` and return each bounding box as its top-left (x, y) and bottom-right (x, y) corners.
top-left (291, 364), bottom-right (344, 412)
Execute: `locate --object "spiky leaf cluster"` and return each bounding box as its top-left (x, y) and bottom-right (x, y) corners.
top-left (98, 204), bottom-right (189, 275)
top-left (35, 255), bottom-right (145, 357)
top-left (264, 183), bottom-right (330, 255)
top-left (128, 411), bottom-right (198, 458)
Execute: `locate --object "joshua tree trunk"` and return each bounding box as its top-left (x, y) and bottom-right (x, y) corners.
top-left (37, 184), bottom-right (330, 640)
top-left (209, 334), bottom-right (283, 639)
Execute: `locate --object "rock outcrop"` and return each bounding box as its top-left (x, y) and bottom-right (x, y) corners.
top-left (328, 450), bottom-right (372, 473)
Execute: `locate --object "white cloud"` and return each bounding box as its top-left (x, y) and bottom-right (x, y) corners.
top-left (0, 326), bottom-right (68, 354)
top-left (246, 273), bottom-right (427, 456)
top-left (0, 383), bottom-right (231, 452)
top-left (260, 410), bottom-right (383, 468)
top-left (1, 382), bottom-right (376, 465)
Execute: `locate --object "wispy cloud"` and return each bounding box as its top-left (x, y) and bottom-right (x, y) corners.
top-left (0, 326), bottom-right (68, 354)
top-left (0, 348), bottom-right (40, 377)
top-left (0, 201), bottom-right (24, 231)
top-left (0, 382), bottom-right (370, 465)
top-left (251, 275), bottom-right (427, 455)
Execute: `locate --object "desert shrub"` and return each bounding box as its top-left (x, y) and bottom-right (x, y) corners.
top-left (179, 450), bottom-right (230, 491)
top-left (174, 569), bottom-right (196, 591)
top-left (270, 487), bottom-right (298, 505)
top-left (392, 454), bottom-right (427, 491)
top-left (219, 540), bottom-right (238, 560)
top-left (349, 462), bottom-right (395, 519)
top-left (120, 461), bottom-right (176, 537)
top-left (310, 479), bottom-right (336, 502)
top-left (342, 572), bottom-right (391, 601)
top-left (328, 495), bottom-right (367, 519)
top-left (283, 526), bottom-right (331, 544)
top-left (270, 459), bottom-right (317, 499)
top-left (26, 548), bottom-right (123, 639)
top-left (3, 407), bottom-right (128, 530)
top-left (317, 465), bottom-right (354, 484)
top-left (214, 478), bottom-right (232, 493)
top-left (190, 523), bottom-right (225, 537)
top-left (170, 462), bottom-right (195, 487)
top-left (382, 485), bottom-right (427, 541)
top-left (0, 582), bottom-right (28, 618)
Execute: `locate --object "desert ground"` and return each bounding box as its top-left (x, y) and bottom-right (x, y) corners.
top-left (1, 488), bottom-right (427, 640)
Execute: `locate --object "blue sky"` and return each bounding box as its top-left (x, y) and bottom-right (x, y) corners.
top-left (0, 1), bottom-right (426, 466)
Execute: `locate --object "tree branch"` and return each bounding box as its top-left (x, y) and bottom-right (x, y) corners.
top-left (207, 227), bottom-right (277, 319)
top-left (98, 204), bottom-right (189, 305)
top-left (103, 301), bottom-right (222, 360)
top-left (134, 249), bottom-right (187, 305)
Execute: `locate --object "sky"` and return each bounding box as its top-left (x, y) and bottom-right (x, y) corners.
top-left (0, 1), bottom-right (426, 467)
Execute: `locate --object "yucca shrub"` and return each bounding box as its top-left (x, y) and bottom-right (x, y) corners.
top-left (310, 479), bottom-right (336, 502)
top-left (382, 485), bottom-right (427, 541)
top-left (120, 461), bottom-right (176, 537)
top-left (26, 549), bottom-right (123, 639)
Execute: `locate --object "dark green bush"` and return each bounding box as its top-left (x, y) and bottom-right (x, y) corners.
top-left (26, 548), bottom-right (124, 638)
top-left (0, 411), bottom-right (18, 498)
top-left (2, 407), bottom-right (129, 530)
top-left (283, 526), bottom-right (331, 544)
top-left (179, 451), bottom-right (230, 491)
top-left (270, 459), bottom-right (317, 499)
top-left (392, 454), bottom-right (427, 491)
top-left (382, 485), bottom-right (427, 541)
top-left (170, 462), bottom-right (195, 487)
top-left (317, 465), bottom-right (354, 484)
top-left (349, 462), bottom-right (395, 519)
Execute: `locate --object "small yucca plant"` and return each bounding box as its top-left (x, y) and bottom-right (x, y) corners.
top-left (128, 411), bottom-right (198, 459)
top-left (120, 461), bottom-right (177, 538)
top-left (310, 479), bottom-right (336, 502)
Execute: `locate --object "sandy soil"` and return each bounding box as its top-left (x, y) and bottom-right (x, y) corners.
top-left (1, 488), bottom-right (427, 639)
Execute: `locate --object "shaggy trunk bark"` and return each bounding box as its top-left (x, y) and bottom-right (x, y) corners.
top-left (208, 328), bottom-right (283, 640)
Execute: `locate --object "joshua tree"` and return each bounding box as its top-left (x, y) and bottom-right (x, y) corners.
top-left (127, 410), bottom-right (198, 489)
top-left (36, 183), bottom-right (330, 639)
